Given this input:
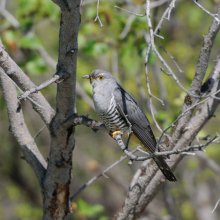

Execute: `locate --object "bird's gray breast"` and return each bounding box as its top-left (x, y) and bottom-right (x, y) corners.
top-left (94, 94), bottom-right (128, 132)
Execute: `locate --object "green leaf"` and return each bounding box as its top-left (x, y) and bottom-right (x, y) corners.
top-left (156, 111), bottom-right (169, 121)
top-left (18, 34), bottom-right (42, 49)
top-left (18, 0), bottom-right (38, 15)
top-left (93, 42), bottom-right (108, 55)
top-left (97, 216), bottom-right (108, 220)
top-left (82, 41), bottom-right (108, 56)
top-left (180, 202), bottom-right (195, 220)
top-left (25, 57), bottom-right (47, 75)
top-left (82, 40), bottom-right (96, 55)
top-left (77, 199), bottom-right (104, 217)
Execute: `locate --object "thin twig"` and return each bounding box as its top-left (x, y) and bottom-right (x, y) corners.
top-left (114, 0), bottom-right (169, 16)
top-left (156, 89), bottom-right (220, 145)
top-left (19, 71), bottom-right (64, 100)
top-left (0, 68), bottom-right (45, 109)
top-left (192, 0), bottom-right (220, 24)
top-left (166, 0), bottom-right (175, 20)
top-left (157, 35), bottom-right (183, 73)
top-left (146, 0), bottom-right (218, 99)
top-left (212, 198), bottom-right (220, 213)
top-left (114, 6), bottom-right (146, 17)
top-left (114, 132), bottom-right (220, 162)
top-left (34, 125), bottom-right (47, 141)
top-left (144, 43), bottom-right (163, 134)
top-left (70, 147), bottom-right (141, 201)
top-left (119, 14), bottom-right (137, 39)
top-left (154, 0), bottom-right (177, 34)
top-left (94, 0), bottom-right (104, 27)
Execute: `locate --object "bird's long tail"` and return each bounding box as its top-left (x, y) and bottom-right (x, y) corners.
top-left (153, 157), bottom-right (177, 182)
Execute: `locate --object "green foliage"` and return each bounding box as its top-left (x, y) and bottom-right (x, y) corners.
top-left (18, 0), bottom-right (60, 21)
top-left (186, 158), bottom-right (199, 170)
top-left (77, 199), bottom-right (104, 217)
top-left (82, 40), bottom-right (109, 56)
top-left (14, 203), bottom-right (43, 220)
top-left (25, 57), bottom-right (47, 75)
top-left (180, 202), bottom-right (195, 220)
top-left (18, 34), bottom-right (42, 49)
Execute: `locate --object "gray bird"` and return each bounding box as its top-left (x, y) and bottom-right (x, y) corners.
top-left (83, 69), bottom-right (176, 182)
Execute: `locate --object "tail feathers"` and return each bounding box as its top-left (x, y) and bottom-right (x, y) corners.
top-left (154, 157), bottom-right (177, 182)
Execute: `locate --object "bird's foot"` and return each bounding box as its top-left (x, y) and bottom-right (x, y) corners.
top-left (112, 130), bottom-right (123, 139)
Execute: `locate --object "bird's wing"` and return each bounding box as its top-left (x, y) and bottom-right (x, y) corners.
top-left (113, 84), bottom-right (157, 153)
top-left (113, 85), bottom-right (177, 182)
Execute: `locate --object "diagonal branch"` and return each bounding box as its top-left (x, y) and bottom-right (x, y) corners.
top-left (70, 147), bottom-right (141, 201)
top-left (121, 52), bottom-right (220, 219)
top-left (0, 40), bottom-right (55, 126)
top-left (192, 0), bottom-right (220, 24)
top-left (0, 68), bottom-right (45, 109)
top-left (0, 68), bottom-right (47, 187)
top-left (18, 71), bottom-right (64, 100)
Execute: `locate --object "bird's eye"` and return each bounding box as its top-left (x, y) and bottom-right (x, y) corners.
top-left (98, 75), bottom-right (104, 80)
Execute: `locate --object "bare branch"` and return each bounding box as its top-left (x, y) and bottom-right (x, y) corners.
top-left (0, 1), bottom-right (20, 28)
top-left (144, 43), bottom-right (164, 134)
top-left (115, 46), bottom-right (220, 219)
top-left (68, 114), bottom-right (220, 163)
top-left (146, 0), bottom-right (204, 98)
top-left (154, 0), bottom-right (177, 34)
top-left (67, 114), bottom-right (108, 133)
top-left (212, 198), bottom-right (220, 213)
top-left (157, 37), bottom-right (183, 73)
top-left (127, 56), bottom-right (220, 218)
top-left (114, 0), bottom-right (169, 16)
top-left (0, 69), bottom-right (47, 187)
top-left (114, 5), bottom-right (146, 17)
top-left (192, 0), bottom-right (220, 24)
top-left (0, 40), bottom-right (55, 126)
top-left (70, 147), bottom-right (141, 201)
top-left (94, 0), bottom-right (104, 27)
top-left (157, 88), bottom-right (220, 145)
top-left (0, 4), bottom-right (95, 110)
top-left (119, 14), bottom-right (137, 39)
top-left (0, 68), bottom-right (45, 109)
top-left (37, 44), bottom-right (95, 110)
top-left (34, 125), bottom-right (47, 141)
top-left (177, 5), bottom-right (220, 130)
top-left (19, 71), bottom-right (64, 100)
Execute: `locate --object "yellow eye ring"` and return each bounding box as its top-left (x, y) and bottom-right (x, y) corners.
top-left (98, 75), bottom-right (104, 80)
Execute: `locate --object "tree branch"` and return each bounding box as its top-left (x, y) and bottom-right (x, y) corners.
top-left (113, 43), bottom-right (220, 220)
top-left (70, 147), bottom-right (141, 201)
top-left (0, 69), bottom-right (47, 187)
top-left (0, 40), bottom-right (55, 126)
top-left (18, 71), bottom-right (64, 100)
top-left (94, 0), bottom-right (104, 27)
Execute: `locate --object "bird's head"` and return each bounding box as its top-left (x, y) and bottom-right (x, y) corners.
top-left (83, 69), bottom-right (115, 88)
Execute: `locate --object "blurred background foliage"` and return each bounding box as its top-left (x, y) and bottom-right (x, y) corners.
top-left (0, 0), bottom-right (220, 219)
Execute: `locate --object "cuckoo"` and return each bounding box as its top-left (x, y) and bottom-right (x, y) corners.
top-left (83, 69), bottom-right (177, 182)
